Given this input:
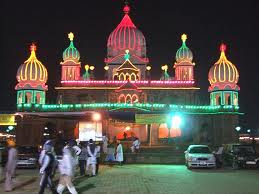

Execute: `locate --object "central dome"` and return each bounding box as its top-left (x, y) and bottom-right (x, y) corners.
top-left (107, 5), bottom-right (146, 59)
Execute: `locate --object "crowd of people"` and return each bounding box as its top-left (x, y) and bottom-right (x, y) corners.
top-left (2, 134), bottom-right (141, 193)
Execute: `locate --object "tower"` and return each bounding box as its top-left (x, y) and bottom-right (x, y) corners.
top-left (174, 34), bottom-right (195, 81)
top-left (105, 4), bottom-right (149, 80)
top-left (208, 44), bottom-right (240, 106)
top-left (60, 32), bottom-right (81, 81)
top-left (15, 44), bottom-right (48, 105)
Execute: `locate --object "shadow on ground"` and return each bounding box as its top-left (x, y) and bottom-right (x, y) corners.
top-left (13, 177), bottom-right (37, 190)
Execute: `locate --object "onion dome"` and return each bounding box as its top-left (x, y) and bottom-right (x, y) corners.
top-left (16, 44), bottom-right (48, 90)
top-left (62, 32), bottom-right (80, 62)
top-left (176, 34), bottom-right (193, 62)
top-left (107, 4), bottom-right (146, 58)
top-left (208, 44), bottom-right (239, 91)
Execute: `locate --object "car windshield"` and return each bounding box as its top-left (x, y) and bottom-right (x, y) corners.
top-left (189, 146), bottom-right (211, 154)
top-left (233, 146), bottom-right (255, 154)
top-left (18, 146), bottom-right (38, 154)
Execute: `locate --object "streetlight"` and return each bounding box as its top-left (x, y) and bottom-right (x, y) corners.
top-left (247, 129), bottom-right (251, 133)
top-left (92, 113), bottom-right (101, 141)
top-left (235, 126), bottom-right (241, 132)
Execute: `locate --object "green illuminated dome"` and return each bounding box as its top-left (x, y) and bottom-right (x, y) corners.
top-left (176, 34), bottom-right (193, 62)
top-left (62, 32), bottom-right (80, 62)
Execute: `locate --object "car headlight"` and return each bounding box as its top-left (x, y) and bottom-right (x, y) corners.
top-left (188, 157), bottom-right (197, 161)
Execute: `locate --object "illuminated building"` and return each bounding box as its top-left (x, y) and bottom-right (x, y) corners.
top-left (15, 4), bottom-right (241, 146)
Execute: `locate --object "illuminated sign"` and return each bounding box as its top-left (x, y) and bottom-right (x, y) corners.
top-left (0, 114), bottom-right (17, 126)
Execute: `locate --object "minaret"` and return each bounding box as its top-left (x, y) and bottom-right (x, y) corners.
top-left (16, 44), bottom-right (48, 105)
top-left (174, 34), bottom-right (195, 81)
top-left (208, 44), bottom-right (240, 106)
top-left (60, 32), bottom-right (81, 81)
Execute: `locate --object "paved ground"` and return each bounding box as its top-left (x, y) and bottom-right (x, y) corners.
top-left (0, 165), bottom-right (259, 194)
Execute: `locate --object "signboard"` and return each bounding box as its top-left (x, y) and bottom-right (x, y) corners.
top-left (79, 122), bottom-right (102, 141)
top-left (135, 114), bottom-right (168, 124)
top-left (0, 114), bottom-right (16, 126)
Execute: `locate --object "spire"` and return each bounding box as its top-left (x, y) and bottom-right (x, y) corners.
top-left (124, 49), bottom-right (130, 60)
top-left (68, 32), bottom-right (74, 41)
top-left (123, 0), bottom-right (130, 14)
top-left (25, 43), bottom-right (38, 62)
top-left (181, 34), bottom-right (187, 46)
top-left (217, 43), bottom-right (228, 62)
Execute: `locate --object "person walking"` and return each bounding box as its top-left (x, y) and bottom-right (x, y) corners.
top-left (4, 139), bottom-right (17, 192)
top-left (102, 135), bottom-right (109, 154)
top-left (78, 142), bottom-right (87, 176)
top-left (105, 143), bottom-right (115, 163)
top-left (131, 137), bottom-right (140, 153)
top-left (86, 139), bottom-right (97, 176)
top-left (56, 147), bottom-right (78, 194)
top-left (115, 140), bottom-right (123, 165)
top-left (38, 144), bottom-right (57, 194)
top-left (95, 142), bottom-right (101, 175)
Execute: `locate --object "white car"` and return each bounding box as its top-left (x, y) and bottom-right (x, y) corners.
top-left (184, 145), bottom-right (216, 169)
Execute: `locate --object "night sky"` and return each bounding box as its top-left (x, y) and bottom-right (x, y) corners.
top-left (1, 0), bottom-right (259, 129)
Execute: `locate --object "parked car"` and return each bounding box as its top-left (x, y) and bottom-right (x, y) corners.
top-left (17, 146), bottom-right (39, 169)
top-left (223, 143), bottom-right (259, 169)
top-left (184, 145), bottom-right (216, 169)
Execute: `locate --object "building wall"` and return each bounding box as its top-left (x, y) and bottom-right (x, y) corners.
top-left (57, 88), bottom-right (200, 105)
top-left (15, 113), bottom-right (239, 147)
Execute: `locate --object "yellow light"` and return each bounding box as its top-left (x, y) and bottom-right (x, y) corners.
top-left (181, 34), bottom-right (187, 43)
top-left (68, 32), bottom-right (74, 41)
top-left (92, 112), bottom-right (101, 121)
top-left (125, 126), bottom-right (131, 131)
top-left (85, 65), bottom-right (89, 71)
top-left (90, 66), bottom-right (95, 70)
top-left (146, 66), bottom-right (151, 71)
top-left (104, 65), bottom-right (109, 71)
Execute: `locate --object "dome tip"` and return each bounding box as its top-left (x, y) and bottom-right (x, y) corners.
top-left (68, 32), bottom-right (74, 41)
top-left (220, 43), bottom-right (226, 52)
top-left (181, 34), bottom-right (187, 43)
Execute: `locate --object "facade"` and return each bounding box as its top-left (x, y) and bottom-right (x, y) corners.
top-left (15, 4), bottom-right (242, 146)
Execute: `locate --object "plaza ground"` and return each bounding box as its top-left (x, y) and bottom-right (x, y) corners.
top-left (0, 165), bottom-right (259, 194)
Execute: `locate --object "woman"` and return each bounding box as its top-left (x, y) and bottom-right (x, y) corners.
top-left (56, 147), bottom-right (78, 194)
top-left (78, 142), bottom-right (87, 176)
top-left (4, 139), bottom-right (17, 192)
top-left (115, 140), bottom-right (123, 165)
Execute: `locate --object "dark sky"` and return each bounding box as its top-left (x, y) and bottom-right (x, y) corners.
top-left (1, 0), bottom-right (259, 129)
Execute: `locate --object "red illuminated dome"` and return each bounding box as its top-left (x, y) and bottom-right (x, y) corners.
top-left (208, 44), bottom-right (239, 91)
top-left (107, 5), bottom-right (147, 60)
top-left (16, 44), bottom-right (48, 90)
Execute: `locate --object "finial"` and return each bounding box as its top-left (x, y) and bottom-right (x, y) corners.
top-left (68, 32), bottom-right (74, 41)
top-left (123, 3), bottom-right (130, 14)
top-left (30, 43), bottom-right (37, 52)
top-left (220, 43), bottom-right (226, 53)
top-left (124, 49), bottom-right (130, 60)
top-left (181, 34), bottom-right (187, 43)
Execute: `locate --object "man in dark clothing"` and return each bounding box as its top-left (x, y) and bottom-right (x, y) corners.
top-left (78, 142), bottom-right (88, 176)
top-left (38, 144), bottom-right (57, 194)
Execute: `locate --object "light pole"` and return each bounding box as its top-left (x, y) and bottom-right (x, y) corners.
top-left (92, 112), bottom-right (101, 141)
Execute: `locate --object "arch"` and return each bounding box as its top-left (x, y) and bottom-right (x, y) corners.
top-left (36, 92), bottom-right (41, 104)
top-left (18, 92), bottom-right (23, 104)
top-left (131, 94), bottom-right (139, 103)
top-left (118, 94), bottom-right (126, 103)
top-left (114, 75), bottom-right (119, 80)
top-left (119, 73), bottom-right (125, 81)
top-left (130, 73), bottom-right (137, 81)
top-left (125, 94), bottom-right (132, 103)
top-left (125, 73), bottom-right (130, 81)
top-left (25, 92), bottom-right (32, 104)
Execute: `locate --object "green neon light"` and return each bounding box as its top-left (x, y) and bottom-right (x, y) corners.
top-left (17, 103), bottom-right (240, 114)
